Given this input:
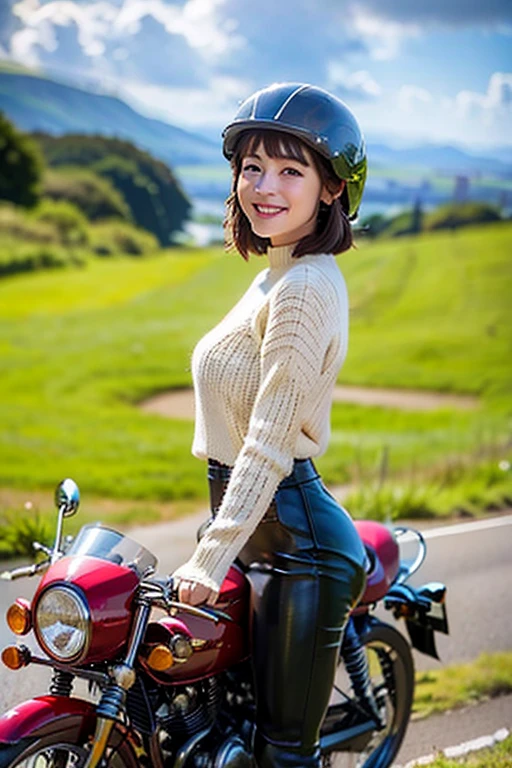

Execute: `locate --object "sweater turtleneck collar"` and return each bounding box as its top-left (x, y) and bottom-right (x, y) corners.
top-left (266, 243), bottom-right (296, 269)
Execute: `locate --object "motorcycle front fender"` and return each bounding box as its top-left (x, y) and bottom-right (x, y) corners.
top-left (0, 695), bottom-right (96, 744)
top-left (0, 695), bottom-right (144, 767)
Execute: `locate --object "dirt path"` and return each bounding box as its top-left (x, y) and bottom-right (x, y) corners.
top-left (140, 385), bottom-right (478, 420)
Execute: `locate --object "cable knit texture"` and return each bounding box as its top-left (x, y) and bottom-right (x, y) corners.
top-left (172, 244), bottom-right (349, 594)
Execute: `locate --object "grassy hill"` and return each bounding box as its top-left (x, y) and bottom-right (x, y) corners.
top-left (0, 65), bottom-right (218, 167)
top-left (0, 224), bottom-right (510, 523)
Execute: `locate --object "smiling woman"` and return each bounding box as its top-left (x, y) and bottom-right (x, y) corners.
top-left (169, 83), bottom-right (378, 768)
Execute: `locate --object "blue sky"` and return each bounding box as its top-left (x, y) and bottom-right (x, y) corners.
top-left (1, 0), bottom-right (511, 149)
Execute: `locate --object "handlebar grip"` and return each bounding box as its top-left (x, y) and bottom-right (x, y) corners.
top-left (0, 561), bottom-right (48, 580)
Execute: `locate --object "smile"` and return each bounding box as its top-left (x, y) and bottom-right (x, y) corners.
top-left (253, 204), bottom-right (287, 218)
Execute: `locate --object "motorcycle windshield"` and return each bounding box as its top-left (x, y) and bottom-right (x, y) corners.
top-left (67, 524), bottom-right (157, 577)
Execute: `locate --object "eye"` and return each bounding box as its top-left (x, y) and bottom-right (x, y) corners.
top-left (242, 162), bottom-right (260, 173)
top-left (283, 167), bottom-right (303, 177)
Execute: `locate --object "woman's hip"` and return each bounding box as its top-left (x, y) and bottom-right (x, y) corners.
top-left (207, 458), bottom-right (367, 577)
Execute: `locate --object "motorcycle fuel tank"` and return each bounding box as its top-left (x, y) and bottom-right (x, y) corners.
top-left (141, 565), bottom-right (250, 685)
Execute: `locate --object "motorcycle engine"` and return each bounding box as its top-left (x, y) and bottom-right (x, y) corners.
top-left (157, 677), bottom-right (222, 739)
top-left (193, 735), bottom-right (252, 767)
top-left (128, 669), bottom-right (254, 766)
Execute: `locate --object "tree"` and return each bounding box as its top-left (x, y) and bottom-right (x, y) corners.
top-left (410, 197), bottom-right (423, 235)
top-left (0, 112), bottom-right (43, 208)
top-left (33, 133), bottom-right (191, 243)
top-left (424, 202), bottom-right (502, 231)
top-left (359, 213), bottom-right (389, 238)
top-left (43, 166), bottom-right (132, 222)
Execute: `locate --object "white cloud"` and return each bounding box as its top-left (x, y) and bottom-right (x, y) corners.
top-left (12, 0), bottom-right (118, 61)
top-left (112, 0), bottom-right (242, 58)
top-left (10, 26), bottom-right (48, 65)
top-left (485, 71), bottom-right (512, 108)
top-left (455, 72), bottom-right (512, 118)
top-left (349, 6), bottom-right (420, 60)
top-left (366, 73), bottom-right (511, 146)
top-left (121, 73), bottom-right (251, 130)
top-left (328, 63), bottom-right (381, 99)
top-left (10, 0), bottom-right (215, 86)
top-left (398, 85), bottom-right (433, 113)
top-left (10, 0), bottom-right (241, 67)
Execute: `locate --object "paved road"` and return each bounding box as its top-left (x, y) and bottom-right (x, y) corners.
top-left (1, 512), bottom-right (511, 761)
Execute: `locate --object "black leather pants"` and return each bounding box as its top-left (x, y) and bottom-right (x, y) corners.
top-left (207, 459), bottom-right (367, 768)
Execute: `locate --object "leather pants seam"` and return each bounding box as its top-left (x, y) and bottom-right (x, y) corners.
top-left (300, 576), bottom-right (321, 747)
top-left (299, 482), bottom-right (319, 550)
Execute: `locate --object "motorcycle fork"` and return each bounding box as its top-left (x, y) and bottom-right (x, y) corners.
top-left (84, 600), bottom-right (154, 768)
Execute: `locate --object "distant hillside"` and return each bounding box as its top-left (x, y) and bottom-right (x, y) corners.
top-left (370, 143), bottom-right (511, 177)
top-left (0, 67), bottom-right (219, 167)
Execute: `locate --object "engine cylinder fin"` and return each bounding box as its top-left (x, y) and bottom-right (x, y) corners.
top-left (159, 678), bottom-right (222, 739)
top-left (126, 675), bottom-right (156, 734)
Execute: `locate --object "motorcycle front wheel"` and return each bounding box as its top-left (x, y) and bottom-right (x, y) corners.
top-left (0, 726), bottom-right (140, 768)
top-left (322, 617), bottom-right (414, 768)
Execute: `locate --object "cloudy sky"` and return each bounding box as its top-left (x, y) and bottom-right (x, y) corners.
top-left (2, 0), bottom-right (511, 148)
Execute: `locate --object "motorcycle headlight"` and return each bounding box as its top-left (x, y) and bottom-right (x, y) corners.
top-left (35, 586), bottom-right (90, 662)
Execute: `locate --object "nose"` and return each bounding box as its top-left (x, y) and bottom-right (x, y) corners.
top-left (254, 169), bottom-right (278, 195)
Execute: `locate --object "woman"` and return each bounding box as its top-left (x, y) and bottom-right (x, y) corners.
top-left (173, 83), bottom-right (370, 768)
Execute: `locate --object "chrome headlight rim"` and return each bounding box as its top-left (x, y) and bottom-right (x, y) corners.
top-left (34, 583), bottom-right (91, 664)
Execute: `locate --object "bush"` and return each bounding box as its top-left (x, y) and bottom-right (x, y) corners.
top-left (34, 133), bottom-right (191, 244)
top-left (89, 220), bottom-right (159, 256)
top-left (31, 199), bottom-right (90, 246)
top-left (425, 201), bottom-right (502, 231)
top-left (43, 166), bottom-right (132, 222)
top-left (0, 202), bottom-right (59, 243)
top-left (0, 112), bottom-right (43, 208)
top-left (0, 237), bottom-right (88, 276)
top-left (385, 209), bottom-right (419, 237)
top-left (0, 509), bottom-right (52, 559)
top-left (359, 213), bottom-right (390, 238)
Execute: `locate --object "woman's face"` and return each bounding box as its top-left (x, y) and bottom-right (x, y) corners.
top-left (236, 140), bottom-right (332, 247)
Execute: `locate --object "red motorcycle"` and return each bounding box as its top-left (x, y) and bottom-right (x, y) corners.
top-left (0, 479), bottom-right (448, 768)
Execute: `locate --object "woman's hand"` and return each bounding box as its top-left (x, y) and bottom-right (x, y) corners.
top-left (175, 578), bottom-right (218, 607)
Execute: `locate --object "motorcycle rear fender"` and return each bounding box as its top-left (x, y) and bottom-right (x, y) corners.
top-left (0, 696), bottom-right (96, 744)
top-left (384, 581), bottom-right (449, 660)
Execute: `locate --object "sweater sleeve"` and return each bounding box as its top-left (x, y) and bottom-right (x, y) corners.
top-left (172, 268), bottom-right (337, 594)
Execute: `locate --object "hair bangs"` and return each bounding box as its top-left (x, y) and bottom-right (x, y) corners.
top-left (236, 129), bottom-right (310, 166)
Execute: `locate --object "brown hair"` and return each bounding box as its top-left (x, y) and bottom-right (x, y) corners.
top-left (224, 129), bottom-right (353, 260)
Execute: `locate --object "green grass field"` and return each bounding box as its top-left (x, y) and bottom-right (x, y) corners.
top-left (0, 223), bottom-right (511, 529)
top-left (413, 735), bottom-right (512, 768)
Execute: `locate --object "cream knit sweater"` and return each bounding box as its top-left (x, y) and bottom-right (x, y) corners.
top-left (172, 244), bottom-right (349, 594)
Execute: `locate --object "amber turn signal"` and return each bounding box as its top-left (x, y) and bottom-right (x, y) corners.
top-left (6, 600), bottom-right (32, 635)
top-left (2, 645), bottom-right (29, 670)
top-left (146, 644), bottom-right (174, 672)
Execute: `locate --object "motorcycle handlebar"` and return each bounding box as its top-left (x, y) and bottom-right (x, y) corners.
top-left (0, 560), bottom-right (49, 581)
top-left (140, 576), bottom-right (224, 624)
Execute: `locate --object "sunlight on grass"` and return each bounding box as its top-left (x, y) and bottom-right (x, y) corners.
top-left (0, 248), bottom-right (213, 317)
top-left (0, 225), bottom-right (511, 513)
top-left (413, 651), bottom-right (512, 720)
top-left (408, 734), bottom-right (512, 768)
